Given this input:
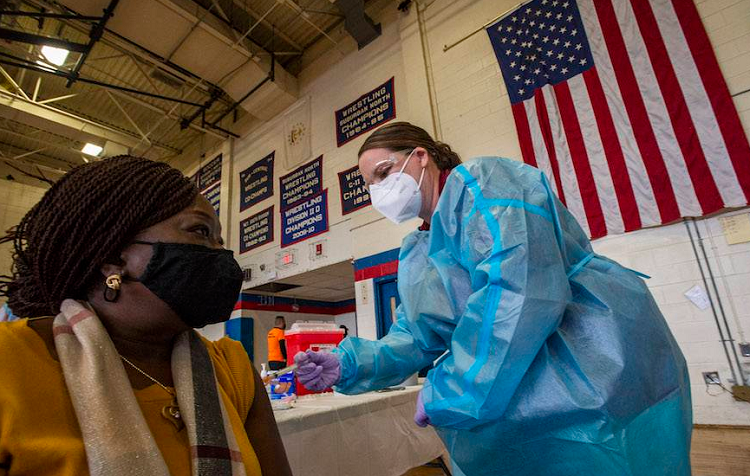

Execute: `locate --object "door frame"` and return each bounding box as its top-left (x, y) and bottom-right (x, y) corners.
top-left (373, 274), bottom-right (400, 339)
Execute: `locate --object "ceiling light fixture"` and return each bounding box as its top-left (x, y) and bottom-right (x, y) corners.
top-left (41, 45), bottom-right (69, 67)
top-left (82, 143), bottom-right (103, 156)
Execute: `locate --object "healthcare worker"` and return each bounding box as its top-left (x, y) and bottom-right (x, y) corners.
top-left (295, 122), bottom-right (692, 475)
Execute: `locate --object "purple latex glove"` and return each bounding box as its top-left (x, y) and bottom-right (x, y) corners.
top-left (414, 390), bottom-right (431, 428)
top-left (294, 350), bottom-right (341, 391)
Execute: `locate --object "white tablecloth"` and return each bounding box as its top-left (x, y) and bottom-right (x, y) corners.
top-left (274, 386), bottom-right (446, 476)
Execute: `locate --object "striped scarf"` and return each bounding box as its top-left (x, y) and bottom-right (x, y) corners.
top-left (52, 299), bottom-right (246, 476)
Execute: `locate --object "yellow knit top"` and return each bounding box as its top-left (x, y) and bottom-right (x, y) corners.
top-left (0, 319), bottom-right (262, 475)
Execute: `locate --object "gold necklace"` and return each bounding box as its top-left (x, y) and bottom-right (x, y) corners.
top-left (119, 355), bottom-right (185, 431)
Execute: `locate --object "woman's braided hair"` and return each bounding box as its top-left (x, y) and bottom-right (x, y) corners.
top-left (0, 155), bottom-right (198, 317)
top-left (358, 122), bottom-right (462, 171)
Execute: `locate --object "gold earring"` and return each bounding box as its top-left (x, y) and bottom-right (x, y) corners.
top-left (105, 274), bottom-right (122, 290)
top-left (104, 274), bottom-right (122, 303)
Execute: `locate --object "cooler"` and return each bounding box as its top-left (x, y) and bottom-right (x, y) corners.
top-left (286, 321), bottom-right (345, 396)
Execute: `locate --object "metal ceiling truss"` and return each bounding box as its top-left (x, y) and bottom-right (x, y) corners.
top-left (0, 51), bottom-right (203, 107)
top-left (0, 83), bottom-right (182, 155)
top-left (1, 0), bottom-right (237, 141)
top-left (65, 0), bottom-right (120, 87)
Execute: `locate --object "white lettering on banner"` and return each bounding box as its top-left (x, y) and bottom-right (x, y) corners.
top-left (244, 224), bottom-right (270, 248)
top-left (339, 97), bottom-right (391, 130)
top-left (282, 177), bottom-right (320, 200)
top-left (243, 216), bottom-right (269, 234)
top-left (343, 187), bottom-right (368, 201)
top-left (283, 194), bottom-right (324, 236)
top-left (246, 186), bottom-right (269, 202)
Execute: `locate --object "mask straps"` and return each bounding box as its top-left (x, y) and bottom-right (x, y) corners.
top-left (415, 166), bottom-right (425, 192)
top-left (397, 148), bottom-right (417, 176)
top-left (131, 240), bottom-right (155, 246)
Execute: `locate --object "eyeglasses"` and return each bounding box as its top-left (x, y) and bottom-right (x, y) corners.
top-left (366, 148), bottom-right (416, 191)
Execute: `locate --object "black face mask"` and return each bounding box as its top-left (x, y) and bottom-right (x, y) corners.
top-left (131, 241), bottom-right (243, 328)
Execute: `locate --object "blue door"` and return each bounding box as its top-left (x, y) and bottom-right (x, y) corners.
top-left (375, 275), bottom-right (434, 377)
top-left (375, 275), bottom-right (400, 339)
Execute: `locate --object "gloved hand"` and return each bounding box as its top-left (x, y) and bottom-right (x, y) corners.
top-left (414, 390), bottom-right (431, 428)
top-left (294, 350), bottom-right (341, 391)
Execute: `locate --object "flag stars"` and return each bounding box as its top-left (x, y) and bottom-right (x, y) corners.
top-left (564, 41), bottom-right (571, 48)
top-left (568, 55), bottom-right (576, 62)
top-left (553, 38), bottom-right (561, 46)
top-left (511, 16), bottom-right (517, 22)
top-left (520, 64), bottom-right (527, 71)
top-left (519, 88), bottom-right (525, 95)
top-left (534, 68), bottom-right (541, 75)
top-left (560, 27), bottom-right (568, 34)
top-left (510, 61), bottom-right (517, 68)
top-left (579, 58), bottom-right (587, 65)
top-left (516, 51), bottom-right (522, 57)
top-left (525, 79), bottom-right (532, 85)
top-left (557, 52), bottom-right (564, 59)
top-left (567, 14), bottom-right (574, 21)
top-left (536, 9), bottom-right (542, 15)
top-left (550, 64), bottom-right (558, 71)
top-left (514, 74), bottom-right (521, 81)
top-left (561, 67), bottom-right (569, 74)
top-left (545, 11), bottom-right (552, 18)
top-left (556, 13), bottom-right (563, 20)
top-left (540, 22), bottom-right (546, 29)
top-left (530, 20), bottom-right (536, 27)
top-left (571, 29), bottom-right (578, 36)
top-left (546, 50), bottom-right (554, 57)
top-left (552, 0), bottom-right (559, 5)
top-left (550, 25), bottom-right (557, 31)
top-left (575, 43), bottom-right (582, 50)
top-left (506, 49), bottom-right (512, 56)
top-left (543, 36), bottom-right (550, 43)
top-left (533, 33), bottom-right (540, 39)
top-left (501, 37), bottom-right (508, 43)
top-left (507, 26), bottom-right (514, 32)
top-left (563, 2), bottom-right (570, 7)
top-left (511, 38), bottom-right (518, 44)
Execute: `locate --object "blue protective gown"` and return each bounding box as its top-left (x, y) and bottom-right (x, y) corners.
top-left (335, 157), bottom-right (692, 475)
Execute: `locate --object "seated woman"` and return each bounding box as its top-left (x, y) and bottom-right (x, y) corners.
top-left (0, 156), bottom-right (292, 476)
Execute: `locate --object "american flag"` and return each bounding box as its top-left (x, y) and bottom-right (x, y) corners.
top-left (487, 0), bottom-right (750, 238)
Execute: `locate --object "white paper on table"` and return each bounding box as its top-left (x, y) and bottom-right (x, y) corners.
top-left (684, 285), bottom-right (710, 311)
top-left (719, 214), bottom-right (750, 245)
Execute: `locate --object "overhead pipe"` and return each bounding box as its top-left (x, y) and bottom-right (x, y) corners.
top-left (0, 10), bottom-right (101, 21)
top-left (65, 0), bottom-right (120, 87)
top-left (0, 27), bottom-right (88, 52)
top-left (685, 219), bottom-right (743, 386)
top-left (690, 218), bottom-right (747, 386)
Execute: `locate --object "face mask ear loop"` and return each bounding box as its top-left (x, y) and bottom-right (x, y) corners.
top-left (391, 161), bottom-right (426, 220)
top-left (416, 166), bottom-right (425, 192)
top-left (373, 149), bottom-right (417, 197)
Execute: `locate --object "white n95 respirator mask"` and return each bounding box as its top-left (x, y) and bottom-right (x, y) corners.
top-left (369, 149), bottom-right (425, 224)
